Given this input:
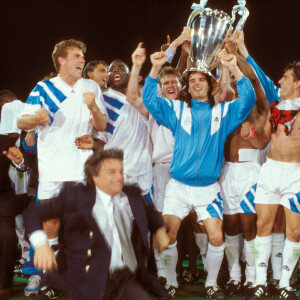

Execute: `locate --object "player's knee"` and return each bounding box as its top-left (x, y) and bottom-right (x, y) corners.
top-left (209, 230), bottom-right (223, 246)
top-left (286, 227), bottom-right (300, 243)
top-left (256, 218), bottom-right (271, 236)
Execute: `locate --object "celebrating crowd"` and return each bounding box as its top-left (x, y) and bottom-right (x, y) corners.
top-left (0, 26), bottom-right (299, 300)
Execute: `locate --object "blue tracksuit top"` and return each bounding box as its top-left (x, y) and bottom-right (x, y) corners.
top-left (143, 75), bottom-right (256, 187)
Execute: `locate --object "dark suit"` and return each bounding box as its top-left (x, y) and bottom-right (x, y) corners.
top-left (24, 183), bottom-right (168, 300)
top-left (0, 135), bottom-right (19, 291)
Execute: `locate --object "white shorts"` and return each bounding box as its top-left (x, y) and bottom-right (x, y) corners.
top-left (219, 162), bottom-right (260, 215)
top-left (255, 158), bottom-right (300, 213)
top-left (153, 163), bottom-right (171, 212)
top-left (124, 171), bottom-right (153, 197)
top-left (38, 180), bottom-right (83, 201)
top-left (38, 181), bottom-right (65, 200)
top-left (163, 179), bottom-right (223, 221)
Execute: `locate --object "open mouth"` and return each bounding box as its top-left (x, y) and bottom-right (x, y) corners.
top-left (114, 74), bottom-right (121, 82)
top-left (76, 66), bottom-right (83, 72)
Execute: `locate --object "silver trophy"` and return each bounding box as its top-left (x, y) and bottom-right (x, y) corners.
top-left (185, 0), bottom-right (249, 77)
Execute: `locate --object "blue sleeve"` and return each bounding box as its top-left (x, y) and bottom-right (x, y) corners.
top-left (22, 137), bottom-right (37, 155)
top-left (224, 76), bottom-right (256, 135)
top-left (142, 75), bottom-right (179, 133)
top-left (246, 55), bottom-right (280, 104)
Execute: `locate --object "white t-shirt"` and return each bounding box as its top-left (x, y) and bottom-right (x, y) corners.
top-left (96, 88), bottom-right (152, 177)
top-left (0, 100), bottom-right (24, 136)
top-left (20, 76), bottom-right (107, 182)
top-left (150, 116), bottom-right (174, 164)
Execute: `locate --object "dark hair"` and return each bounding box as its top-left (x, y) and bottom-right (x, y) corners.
top-left (84, 149), bottom-right (124, 187)
top-left (158, 66), bottom-right (183, 88)
top-left (183, 71), bottom-right (215, 108)
top-left (52, 39), bottom-right (86, 72)
top-left (0, 90), bottom-right (17, 118)
top-left (285, 61), bottom-right (300, 81)
top-left (109, 59), bottom-right (129, 74)
top-left (83, 60), bottom-right (108, 79)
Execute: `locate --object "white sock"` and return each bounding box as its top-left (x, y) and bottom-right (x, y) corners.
top-left (194, 232), bottom-right (208, 271)
top-left (279, 239), bottom-right (300, 288)
top-left (271, 233), bottom-right (285, 280)
top-left (154, 248), bottom-right (165, 278)
top-left (254, 235), bottom-right (272, 285)
top-left (205, 243), bottom-right (225, 287)
top-left (160, 242), bottom-right (178, 287)
top-left (244, 239), bottom-right (256, 283)
top-left (225, 234), bottom-right (241, 282)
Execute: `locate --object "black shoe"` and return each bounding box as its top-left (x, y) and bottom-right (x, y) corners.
top-left (205, 285), bottom-right (225, 299)
top-left (35, 286), bottom-right (63, 300)
top-left (245, 284), bottom-right (266, 300)
top-left (279, 287), bottom-right (299, 300)
top-left (224, 280), bottom-right (241, 296)
top-left (14, 260), bottom-right (24, 276)
top-left (164, 284), bottom-right (177, 298)
top-left (266, 279), bottom-right (279, 296)
top-left (243, 282), bottom-right (254, 298)
top-left (158, 276), bottom-right (167, 287)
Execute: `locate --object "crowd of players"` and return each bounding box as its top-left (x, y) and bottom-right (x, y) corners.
top-left (0, 27), bottom-right (299, 300)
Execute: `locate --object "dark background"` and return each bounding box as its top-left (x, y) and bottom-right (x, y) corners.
top-left (1, 0), bottom-right (299, 101)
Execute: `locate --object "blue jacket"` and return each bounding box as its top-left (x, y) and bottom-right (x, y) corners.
top-left (143, 75), bottom-right (256, 186)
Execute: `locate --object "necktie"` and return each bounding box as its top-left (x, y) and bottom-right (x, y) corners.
top-left (112, 197), bottom-right (137, 273)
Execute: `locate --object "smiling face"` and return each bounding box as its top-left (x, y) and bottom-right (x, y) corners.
top-left (89, 63), bottom-right (108, 90)
top-left (59, 47), bottom-right (85, 82)
top-left (92, 158), bottom-right (124, 196)
top-left (188, 72), bottom-right (210, 102)
top-left (160, 74), bottom-right (181, 100)
top-left (278, 69), bottom-right (299, 100)
top-left (108, 60), bottom-right (129, 91)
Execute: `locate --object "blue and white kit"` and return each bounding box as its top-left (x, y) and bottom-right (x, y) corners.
top-left (143, 75), bottom-right (256, 219)
top-left (96, 88), bottom-right (153, 196)
top-left (20, 76), bottom-right (107, 198)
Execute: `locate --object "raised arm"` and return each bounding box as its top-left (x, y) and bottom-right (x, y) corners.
top-left (142, 51), bottom-right (179, 132)
top-left (226, 32), bottom-right (269, 114)
top-left (219, 51), bottom-right (256, 134)
top-left (236, 30), bottom-right (279, 104)
top-left (126, 43), bottom-right (149, 117)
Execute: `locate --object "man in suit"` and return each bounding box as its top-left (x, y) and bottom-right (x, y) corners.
top-left (24, 148), bottom-right (170, 300)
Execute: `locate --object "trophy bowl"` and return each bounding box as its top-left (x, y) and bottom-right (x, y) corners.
top-left (184, 0), bottom-right (249, 78)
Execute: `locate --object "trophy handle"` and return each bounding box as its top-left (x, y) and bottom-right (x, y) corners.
top-left (187, 9), bottom-right (202, 28)
top-left (231, 4), bottom-right (249, 31)
top-left (187, 0), bottom-right (208, 27)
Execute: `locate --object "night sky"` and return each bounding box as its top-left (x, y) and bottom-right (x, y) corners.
top-left (1, 0), bottom-right (299, 101)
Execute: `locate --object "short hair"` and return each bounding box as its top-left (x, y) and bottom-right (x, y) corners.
top-left (109, 59), bottom-right (129, 74)
top-left (285, 61), bottom-right (300, 81)
top-left (183, 71), bottom-right (215, 108)
top-left (52, 39), bottom-right (86, 72)
top-left (84, 149), bottom-right (124, 187)
top-left (158, 66), bottom-right (183, 88)
top-left (83, 60), bottom-right (108, 79)
top-left (0, 90), bottom-right (17, 114)
top-left (42, 72), bottom-right (58, 81)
